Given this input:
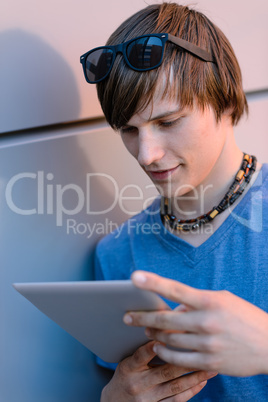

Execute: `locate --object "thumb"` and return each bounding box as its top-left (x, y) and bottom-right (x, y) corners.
top-left (127, 341), bottom-right (161, 371)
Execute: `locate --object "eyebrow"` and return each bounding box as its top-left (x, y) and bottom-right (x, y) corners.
top-left (147, 108), bottom-right (184, 122)
top-left (122, 108), bottom-right (184, 128)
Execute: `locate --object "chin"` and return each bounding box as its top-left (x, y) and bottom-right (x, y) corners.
top-left (154, 181), bottom-right (194, 199)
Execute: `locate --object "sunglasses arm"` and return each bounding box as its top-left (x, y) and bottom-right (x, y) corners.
top-left (168, 34), bottom-right (216, 63)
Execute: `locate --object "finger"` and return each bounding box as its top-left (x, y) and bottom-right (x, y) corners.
top-left (147, 330), bottom-right (217, 352)
top-left (142, 364), bottom-right (197, 388)
top-left (131, 271), bottom-right (213, 310)
top-left (126, 340), bottom-right (159, 371)
top-left (124, 310), bottom-right (185, 330)
top-left (124, 310), bottom-right (209, 333)
top-left (174, 304), bottom-right (191, 312)
top-left (151, 370), bottom-right (217, 401)
top-left (161, 380), bottom-right (207, 401)
top-left (153, 343), bottom-right (217, 372)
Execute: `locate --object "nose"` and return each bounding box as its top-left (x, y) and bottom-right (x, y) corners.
top-left (137, 127), bottom-right (165, 167)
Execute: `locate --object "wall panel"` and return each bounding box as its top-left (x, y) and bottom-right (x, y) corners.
top-left (0, 122), bottom-right (157, 402)
top-left (234, 98), bottom-right (268, 164)
top-left (1, 0), bottom-right (267, 132)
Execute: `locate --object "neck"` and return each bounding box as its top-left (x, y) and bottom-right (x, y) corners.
top-left (171, 135), bottom-right (243, 219)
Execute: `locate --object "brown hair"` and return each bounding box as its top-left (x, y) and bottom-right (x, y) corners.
top-left (96, 3), bottom-right (248, 129)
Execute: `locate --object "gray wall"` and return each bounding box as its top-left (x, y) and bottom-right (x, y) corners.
top-left (0, 1), bottom-right (267, 401)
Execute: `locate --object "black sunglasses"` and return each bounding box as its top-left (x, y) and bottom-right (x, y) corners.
top-left (80, 33), bottom-right (216, 84)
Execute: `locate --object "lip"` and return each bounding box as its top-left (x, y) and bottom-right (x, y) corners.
top-left (147, 165), bottom-right (179, 181)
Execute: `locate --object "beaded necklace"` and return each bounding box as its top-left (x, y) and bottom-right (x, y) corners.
top-left (160, 153), bottom-right (257, 232)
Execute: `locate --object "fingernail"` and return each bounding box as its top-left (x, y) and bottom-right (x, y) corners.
top-left (175, 304), bottom-right (188, 312)
top-left (153, 342), bottom-right (160, 353)
top-left (207, 371), bottom-right (218, 377)
top-left (123, 314), bottom-right (132, 324)
top-left (133, 272), bottom-right (147, 284)
top-left (145, 328), bottom-right (151, 337)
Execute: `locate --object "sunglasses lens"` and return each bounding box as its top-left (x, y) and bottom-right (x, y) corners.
top-left (85, 48), bottom-right (114, 82)
top-left (126, 36), bottom-right (163, 70)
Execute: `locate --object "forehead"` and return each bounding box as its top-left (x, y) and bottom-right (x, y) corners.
top-left (126, 96), bottom-right (183, 126)
top-left (125, 68), bottom-right (187, 126)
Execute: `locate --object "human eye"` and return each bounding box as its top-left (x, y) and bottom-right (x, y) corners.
top-left (159, 120), bottom-right (175, 128)
top-left (158, 117), bottom-right (182, 129)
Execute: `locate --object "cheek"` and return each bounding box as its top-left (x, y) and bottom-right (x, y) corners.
top-left (184, 122), bottom-right (221, 158)
top-left (168, 129), bottom-right (204, 158)
top-left (175, 128), bottom-right (217, 174)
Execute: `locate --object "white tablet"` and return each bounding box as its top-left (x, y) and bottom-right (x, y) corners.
top-left (13, 280), bottom-right (170, 363)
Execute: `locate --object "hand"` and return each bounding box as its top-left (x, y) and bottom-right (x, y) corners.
top-left (101, 340), bottom-right (217, 401)
top-left (123, 271), bottom-right (268, 377)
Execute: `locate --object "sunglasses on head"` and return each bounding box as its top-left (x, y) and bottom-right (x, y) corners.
top-left (80, 33), bottom-right (216, 84)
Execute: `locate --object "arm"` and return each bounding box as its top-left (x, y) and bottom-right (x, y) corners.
top-left (101, 340), bottom-right (217, 401)
top-left (123, 271), bottom-right (268, 377)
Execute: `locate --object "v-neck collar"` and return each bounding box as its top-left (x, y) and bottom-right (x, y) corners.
top-left (151, 164), bottom-right (268, 266)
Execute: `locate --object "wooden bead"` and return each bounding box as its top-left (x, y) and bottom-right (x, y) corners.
top-left (209, 209), bottom-right (219, 219)
top-left (160, 153), bottom-right (256, 232)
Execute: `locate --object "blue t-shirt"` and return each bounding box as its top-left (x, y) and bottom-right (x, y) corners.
top-left (95, 164), bottom-right (268, 401)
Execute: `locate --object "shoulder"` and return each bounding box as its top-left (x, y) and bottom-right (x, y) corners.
top-left (233, 163), bottom-right (268, 235)
top-left (94, 197), bottom-right (161, 280)
top-left (260, 163), bottom-right (268, 192)
top-left (251, 163), bottom-right (268, 208)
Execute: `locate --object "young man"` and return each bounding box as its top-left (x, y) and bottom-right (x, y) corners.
top-left (80, 3), bottom-right (268, 400)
